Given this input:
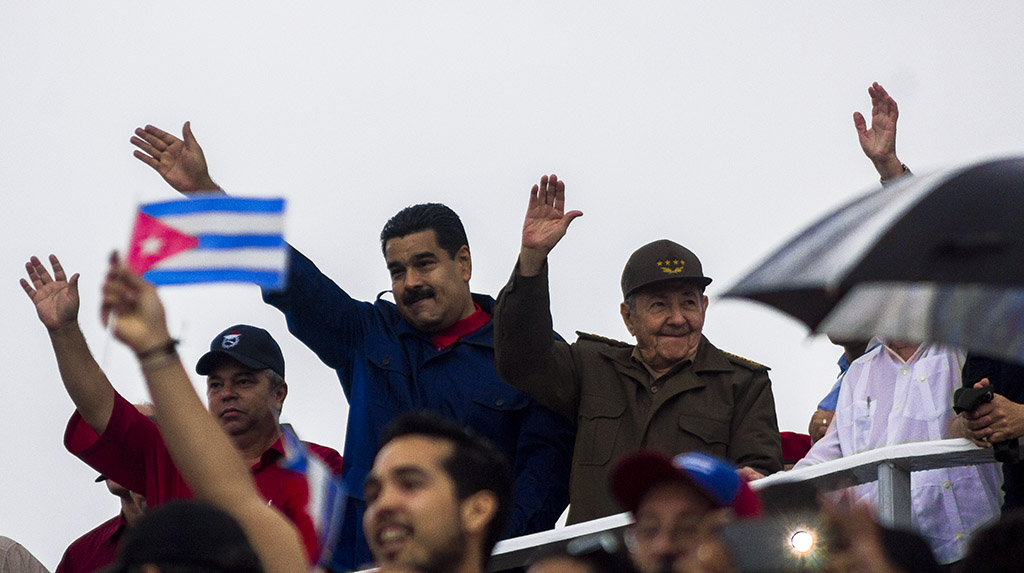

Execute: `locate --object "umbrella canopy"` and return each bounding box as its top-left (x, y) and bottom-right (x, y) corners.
top-left (723, 156), bottom-right (1024, 362)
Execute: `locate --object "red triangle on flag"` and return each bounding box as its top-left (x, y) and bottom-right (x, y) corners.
top-left (127, 212), bottom-right (200, 275)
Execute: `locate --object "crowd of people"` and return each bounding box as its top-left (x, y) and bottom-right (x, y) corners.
top-left (6, 82), bottom-right (1024, 573)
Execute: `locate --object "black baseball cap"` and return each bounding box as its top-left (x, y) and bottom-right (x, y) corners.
top-left (620, 239), bottom-right (712, 299)
top-left (196, 324), bottom-right (285, 378)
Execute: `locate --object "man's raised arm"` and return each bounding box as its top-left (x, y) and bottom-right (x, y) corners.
top-left (131, 122), bottom-right (222, 194)
top-left (21, 255), bottom-right (115, 435)
top-left (853, 81), bottom-right (908, 183)
top-left (518, 174), bottom-right (583, 276)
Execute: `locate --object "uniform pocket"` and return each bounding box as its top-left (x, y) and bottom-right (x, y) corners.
top-left (677, 414), bottom-right (730, 457)
top-left (576, 394), bottom-right (626, 466)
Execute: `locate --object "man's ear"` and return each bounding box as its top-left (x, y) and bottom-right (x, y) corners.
top-left (620, 302), bottom-right (636, 337)
top-left (460, 490), bottom-right (498, 537)
top-left (274, 382), bottom-right (288, 410)
top-left (457, 245), bottom-right (472, 282)
top-left (702, 294), bottom-right (709, 311)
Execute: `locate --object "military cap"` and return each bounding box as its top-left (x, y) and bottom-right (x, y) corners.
top-left (621, 239), bottom-right (712, 298)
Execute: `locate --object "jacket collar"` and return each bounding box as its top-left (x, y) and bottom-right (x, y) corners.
top-left (376, 291), bottom-right (496, 344)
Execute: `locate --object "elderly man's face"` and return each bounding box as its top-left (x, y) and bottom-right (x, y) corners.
top-left (628, 481), bottom-right (716, 573)
top-left (620, 282), bottom-right (708, 371)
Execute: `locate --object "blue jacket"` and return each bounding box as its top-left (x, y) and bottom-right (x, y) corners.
top-left (264, 248), bottom-right (573, 570)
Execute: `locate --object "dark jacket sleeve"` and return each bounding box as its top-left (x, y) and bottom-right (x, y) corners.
top-left (504, 400), bottom-right (575, 536)
top-left (728, 368), bottom-right (783, 475)
top-left (262, 246), bottom-right (375, 394)
top-left (493, 262), bottom-right (580, 422)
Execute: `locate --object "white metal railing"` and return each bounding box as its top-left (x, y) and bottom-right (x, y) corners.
top-left (357, 439), bottom-right (997, 571)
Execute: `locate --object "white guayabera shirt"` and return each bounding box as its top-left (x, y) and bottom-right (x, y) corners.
top-left (795, 343), bottom-right (1002, 564)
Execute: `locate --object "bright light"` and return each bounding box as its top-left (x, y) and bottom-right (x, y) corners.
top-left (790, 530), bottom-right (815, 554)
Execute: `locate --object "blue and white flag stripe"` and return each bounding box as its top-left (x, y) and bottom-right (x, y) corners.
top-left (143, 269), bottom-right (286, 288)
top-left (147, 247), bottom-right (289, 270)
top-left (141, 197), bottom-right (285, 216)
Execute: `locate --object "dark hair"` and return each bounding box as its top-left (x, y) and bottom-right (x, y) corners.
top-left (380, 203), bottom-right (469, 259)
top-left (112, 501), bottom-right (263, 573)
top-left (379, 411), bottom-right (513, 560)
top-left (962, 509), bottom-right (1024, 572)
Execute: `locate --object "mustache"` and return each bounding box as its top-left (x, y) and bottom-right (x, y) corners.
top-left (402, 287), bottom-right (435, 306)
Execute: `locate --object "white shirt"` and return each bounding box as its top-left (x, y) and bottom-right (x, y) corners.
top-left (795, 343), bottom-right (1002, 564)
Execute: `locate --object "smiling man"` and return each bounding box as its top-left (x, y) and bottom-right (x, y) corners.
top-left (363, 412), bottom-right (512, 573)
top-left (22, 255), bottom-right (342, 564)
top-left (493, 175), bottom-right (782, 523)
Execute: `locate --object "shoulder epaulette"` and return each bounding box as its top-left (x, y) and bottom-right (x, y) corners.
top-left (721, 350), bottom-right (770, 371)
top-left (575, 331), bottom-right (632, 348)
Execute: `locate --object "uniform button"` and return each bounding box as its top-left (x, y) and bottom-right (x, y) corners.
top-left (893, 402), bottom-right (902, 410)
top-left (942, 480), bottom-right (952, 490)
top-left (900, 368), bottom-right (910, 376)
top-left (382, 357), bottom-right (391, 366)
top-left (918, 375), bottom-right (927, 382)
top-left (495, 398), bottom-right (505, 407)
top-left (955, 532), bottom-right (964, 541)
top-left (651, 386), bottom-right (659, 394)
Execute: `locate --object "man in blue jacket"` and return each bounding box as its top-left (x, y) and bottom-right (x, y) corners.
top-left (130, 123), bottom-right (574, 571)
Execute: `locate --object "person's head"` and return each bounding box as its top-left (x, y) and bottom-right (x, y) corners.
top-left (528, 533), bottom-right (637, 573)
top-left (620, 240), bottom-right (711, 371)
top-left (104, 500), bottom-right (262, 572)
top-left (612, 451), bottom-right (759, 573)
top-left (195, 325), bottom-right (288, 439)
top-left (104, 478), bottom-right (148, 526)
top-left (363, 411), bottom-right (513, 573)
top-left (379, 204), bottom-right (475, 333)
top-left (962, 509), bottom-right (1024, 573)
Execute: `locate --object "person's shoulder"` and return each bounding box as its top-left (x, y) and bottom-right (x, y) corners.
top-left (722, 351), bottom-right (770, 371)
top-left (703, 340), bottom-right (770, 371)
top-left (575, 331), bottom-right (632, 348)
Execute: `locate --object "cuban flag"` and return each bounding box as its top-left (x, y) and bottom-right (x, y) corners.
top-left (280, 426), bottom-right (347, 567)
top-left (127, 197), bottom-right (288, 290)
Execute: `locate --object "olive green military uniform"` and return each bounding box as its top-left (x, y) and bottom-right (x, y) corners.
top-left (493, 264), bottom-right (782, 524)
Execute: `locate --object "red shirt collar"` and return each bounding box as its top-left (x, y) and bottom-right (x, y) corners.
top-left (429, 303), bottom-right (490, 349)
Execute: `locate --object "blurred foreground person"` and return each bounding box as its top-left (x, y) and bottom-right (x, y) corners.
top-left (100, 253), bottom-right (309, 572)
top-left (611, 451), bottom-right (760, 573)
top-left (494, 174), bottom-right (781, 523)
top-left (362, 412), bottom-right (513, 573)
top-left (103, 501), bottom-right (263, 573)
top-left (0, 537), bottom-right (48, 573)
top-left (22, 255), bottom-right (340, 563)
top-left (131, 122), bottom-right (573, 571)
top-left (527, 532), bottom-right (636, 573)
top-left (961, 509), bottom-right (1024, 572)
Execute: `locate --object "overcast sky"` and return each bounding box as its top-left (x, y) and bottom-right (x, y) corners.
top-left (4, 2), bottom-right (1024, 568)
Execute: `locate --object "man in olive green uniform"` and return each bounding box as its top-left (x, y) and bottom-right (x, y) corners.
top-left (493, 174), bottom-right (782, 524)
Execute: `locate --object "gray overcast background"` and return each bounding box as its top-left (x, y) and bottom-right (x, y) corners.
top-left (4, 2), bottom-right (1023, 567)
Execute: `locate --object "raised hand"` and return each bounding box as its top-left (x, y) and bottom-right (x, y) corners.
top-left (131, 122), bottom-right (221, 194)
top-left (519, 174), bottom-right (583, 276)
top-left (853, 82), bottom-right (904, 180)
top-left (21, 254), bottom-right (80, 332)
top-left (100, 252), bottom-right (172, 354)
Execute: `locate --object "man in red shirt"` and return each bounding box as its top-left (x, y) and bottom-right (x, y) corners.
top-left (55, 476), bottom-right (145, 573)
top-left (22, 255), bottom-right (342, 564)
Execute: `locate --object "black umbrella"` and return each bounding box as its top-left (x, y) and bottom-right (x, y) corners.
top-left (723, 156), bottom-right (1024, 362)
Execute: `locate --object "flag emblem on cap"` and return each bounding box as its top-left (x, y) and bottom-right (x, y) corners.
top-left (127, 197), bottom-right (288, 289)
top-left (657, 259), bottom-right (685, 274)
top-left (222, 332), bottom-right (241, 349)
